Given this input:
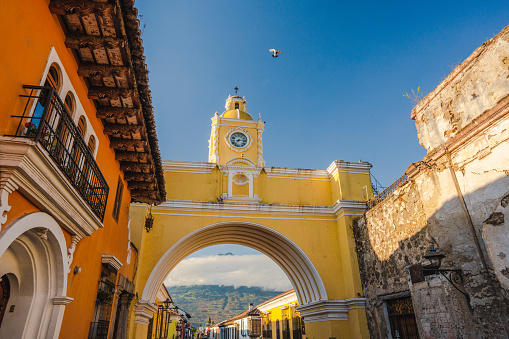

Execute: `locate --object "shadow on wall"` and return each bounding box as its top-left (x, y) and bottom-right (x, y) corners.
top-left (353, 174), bottom-right (509, 339)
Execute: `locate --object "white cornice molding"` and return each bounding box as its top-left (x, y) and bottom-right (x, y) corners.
top-left (134, 300), bottom-right (158, 324)
top-left (222, 196), bottom-right (263, 204)
top-left (162, 160), bottom-right (217, 171)
top-left (264, 167), bottom-right (329, 180)
top-left (218, 118), bottom-right (259, 125)
top-left (0, 137), bottom-right (103, 239)
top-left (157, 200), bottom-right (334, 216)
top-left (224, 158), bottom-right (257, 167)
top-left (256, 291), bottom-right (297, 312)
top-left (52, 296), bottom-right (74, 305)
top-left (156, 199), bottom-right (367, 218)
top-left (332, 200), bottom-right (368, 215)
top-left (326, 160), bottom-right (372, 178)
top-left (101, 254), bottom-right (123, 272)
top-left (156, 284), bottom-right (170, 302)
top-left (162, 160), bottom-right (373, 179)
top-left (296, 298), bottom-right (366, 323)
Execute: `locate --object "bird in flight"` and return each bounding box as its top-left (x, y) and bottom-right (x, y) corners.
top-left (269, 49), bottom-right (281, 57)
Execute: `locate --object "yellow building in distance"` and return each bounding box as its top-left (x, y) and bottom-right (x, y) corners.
top-left (129, 94), bottom-right (373, 338)
top-left (258, 289), bottom-right (305, 339)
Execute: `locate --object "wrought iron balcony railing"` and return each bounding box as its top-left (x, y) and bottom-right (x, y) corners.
top-left (7, 85), bottom-right (109, 221)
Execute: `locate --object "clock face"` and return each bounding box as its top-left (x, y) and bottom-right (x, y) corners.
top-left (230, 132), bottom-right (248, 148)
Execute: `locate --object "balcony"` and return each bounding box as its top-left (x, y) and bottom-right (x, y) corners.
top-left (6, 85), bottom-right (109, 221)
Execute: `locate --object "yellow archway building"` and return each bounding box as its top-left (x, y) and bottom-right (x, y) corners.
top-left (129, 95), bottom-right (372, 338)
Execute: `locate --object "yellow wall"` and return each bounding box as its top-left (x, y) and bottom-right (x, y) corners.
top-left (0, 1), bottom-right (136, 338)
top-left (164, 169), bottom-right (221, 201)
top-left (1, 191), bottom-right (41, 231)
top-left (129, 159), bottom-right (371, 338)
top-left (164, 166), bottom-right (344, 206)
top-left (262, 174), bottom-right (332, 205)
top-left (258, 294), bottom-right (308, 339)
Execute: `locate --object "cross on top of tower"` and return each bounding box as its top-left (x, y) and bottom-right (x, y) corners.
top-left (234, 86), bottom-right (238, 95)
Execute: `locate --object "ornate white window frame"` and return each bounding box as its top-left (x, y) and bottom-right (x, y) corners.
top-left (39, 47), bottom-right (99, 158)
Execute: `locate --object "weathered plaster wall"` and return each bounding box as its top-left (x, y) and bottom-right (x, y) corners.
top-left (355, 164), bottom-right (509, 338)
top-left (355, 24), bottom-right (509, 339)
top-left (412, 26), bottom-right (509, 151)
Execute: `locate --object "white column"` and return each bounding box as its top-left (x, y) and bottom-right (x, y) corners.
top-left (248, 172), bottom-right (254, 198)
top-left (228, 171), bottom-right (233, 197)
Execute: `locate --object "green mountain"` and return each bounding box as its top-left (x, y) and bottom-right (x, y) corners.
top-left (166, 285), bottom-right (284, 326)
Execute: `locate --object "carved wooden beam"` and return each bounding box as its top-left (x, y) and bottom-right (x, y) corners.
top-left (65, 33), bottom-right (125, 50)
top-left (109, 137), bottom-right (148, 150)
top-left (120, 162), bottom-right (152, 173)
top-left (130, 195), bottom-right (161, 205)
top-left (97, 107), bottom-right (141, 119)
top-left (115, 150), bottom-right (150, 163)
top-left (131, 189), bottom-right (158, 199)
top-left (124, 172), bottom-right (155, 182)
top-left (128, 181), bottom-right (157, 190)
top-left (78, 63), bottom-right (131, 78)
top-left (49, 0), bottom-right (115, 16)
top-left (88, 87), bottom-right (134, 100)
top-left (103, 123), bottom-right (143, 135)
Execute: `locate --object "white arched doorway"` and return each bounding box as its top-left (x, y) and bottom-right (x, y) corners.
top-left (139, 221), bottom-right (328, 311)
top-left (0, 212), bottom-right (70, 339)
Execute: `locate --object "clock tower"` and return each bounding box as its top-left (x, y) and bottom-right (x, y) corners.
top-left (208, 93), bottom-right (265, 201)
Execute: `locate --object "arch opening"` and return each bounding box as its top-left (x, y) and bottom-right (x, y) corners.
top-left (0, 212), bottom-right (69, 339)
top-left (141, 221), bottom-right (328, 308)
top-left (165, 244), bottom-right (293, 292)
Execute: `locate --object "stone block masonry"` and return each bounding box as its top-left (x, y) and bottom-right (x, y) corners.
top-left (355, 24), bottom-right (509, 339)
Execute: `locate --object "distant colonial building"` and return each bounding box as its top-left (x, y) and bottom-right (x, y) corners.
top-left (210, 290), bottom-right (305, 339)
top-left (257, 290), bottom-right (305, 339)
top-left (0, 1), bottom-right (165, 338)
top-left (215, 303), bottom-right (261, 339)
top-left (355, 25), bottom-right (509, 338)
top-left (235, 304), bottom-right (262, 339)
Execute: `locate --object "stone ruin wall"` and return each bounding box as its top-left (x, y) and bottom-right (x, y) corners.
top-left (412, 26), bottom-right (509, 152)
top-left (355, 24), bottom-right (509, 338)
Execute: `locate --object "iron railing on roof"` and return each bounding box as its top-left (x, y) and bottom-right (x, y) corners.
top-left (7, 85), bottom-right (109, 221)
top-left (368, 174), bottom-right (410, 208)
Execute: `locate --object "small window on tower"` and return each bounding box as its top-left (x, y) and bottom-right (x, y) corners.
top-left (235, 103), bottom-right (239, 109)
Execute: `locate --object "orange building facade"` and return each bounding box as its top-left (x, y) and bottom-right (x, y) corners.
top-left (0, 1), bottom-right (165, 338)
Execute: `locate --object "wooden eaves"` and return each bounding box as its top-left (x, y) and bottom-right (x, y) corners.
top-left (49, 0), bottom-right (166, 204)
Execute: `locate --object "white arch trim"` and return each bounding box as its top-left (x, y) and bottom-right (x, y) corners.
top-left (0, 212), bottom-right (71, 338)
top-left (141, 221), bottom-right (328, 307)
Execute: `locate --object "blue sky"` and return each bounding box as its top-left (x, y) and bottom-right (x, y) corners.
top-left (136, 1), bottom-right (508, 288)
top-left (137, 0), bottom-right (508, 186)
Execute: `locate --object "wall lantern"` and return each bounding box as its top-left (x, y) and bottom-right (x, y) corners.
top-left (145, 205), bottom-right (154, 232)
top-left (409, 245), bottom-right (470, 303)
top-left (163, 298), bottom-right (173, 323)
top-left (423, 246), bottom-right (445, 270)
top-left (163, 298), bottom-right (172, 309)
